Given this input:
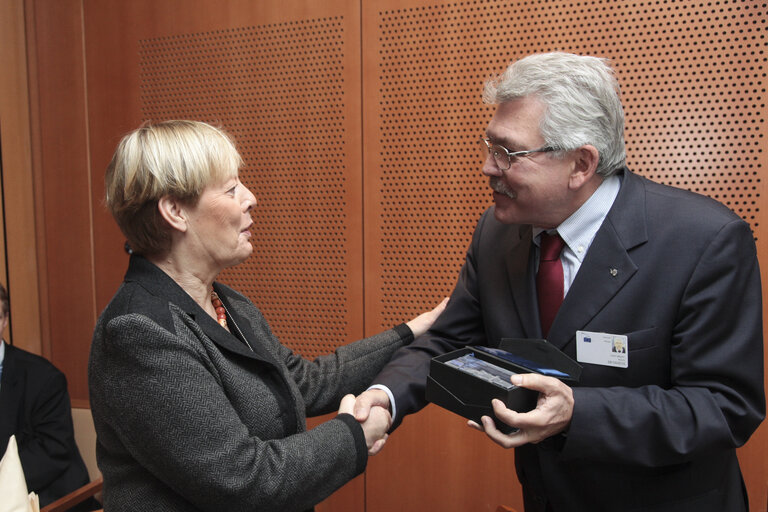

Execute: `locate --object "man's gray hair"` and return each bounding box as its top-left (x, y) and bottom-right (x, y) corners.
top-left (484, 52), bottom-right (626, 177)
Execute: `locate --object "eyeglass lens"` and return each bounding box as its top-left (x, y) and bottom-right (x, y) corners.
top-left (481, 139), bottom-right (512, 170)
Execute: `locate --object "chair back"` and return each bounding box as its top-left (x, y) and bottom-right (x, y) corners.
top-left (71, 408), bottom-right (100, 481)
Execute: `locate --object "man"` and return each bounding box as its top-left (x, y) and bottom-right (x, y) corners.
top-left (355, 53), bottom-right (764, 511)
top-left (0, 283), bottom-right (95, 508)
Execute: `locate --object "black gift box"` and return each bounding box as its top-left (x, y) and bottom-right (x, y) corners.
top-left (425, 338), bottom-right (582, 433)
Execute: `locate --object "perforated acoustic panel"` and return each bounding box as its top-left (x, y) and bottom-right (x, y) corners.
top-left (140, 19), bottom-right (360, 359)
top-left (367, 0), bottom-right (767, 332)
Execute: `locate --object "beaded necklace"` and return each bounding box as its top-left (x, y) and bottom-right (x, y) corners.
top-left (211, 291), bottom-right (228, 328)
top-left (210, 290), bottom-right (254, 352)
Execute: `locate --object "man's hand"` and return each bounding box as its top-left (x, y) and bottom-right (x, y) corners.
top-left (468, 373), bottom-right (574, 449)
top-left (353, 389), bottom-right (391, 423)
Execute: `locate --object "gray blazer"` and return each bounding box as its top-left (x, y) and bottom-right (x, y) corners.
top-left (89, 256), bottom-right (413, 512)
top-left (375, 168), bottom-right (764, 512)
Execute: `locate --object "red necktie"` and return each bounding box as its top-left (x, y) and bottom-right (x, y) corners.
top-left (537, 232), bottom-right (566, 337)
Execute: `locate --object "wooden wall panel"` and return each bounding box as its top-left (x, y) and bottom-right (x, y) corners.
top-left (362, 2), bottom-right (526, 508)
top-left (82, 0), bottom-right (364, 358)
top-left (0, 0), bottom-right (42, 357)
top-left (24, 0), bottom-right (93, 402)
top-left (362, 0), bottom-right (768, 511)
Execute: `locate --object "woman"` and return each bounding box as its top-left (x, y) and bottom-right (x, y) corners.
top-left (88, 120), bottom-right (445, 511)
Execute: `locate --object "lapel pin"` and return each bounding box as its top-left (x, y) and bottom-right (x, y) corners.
top-left (609, 268), bottom-right (618, 277)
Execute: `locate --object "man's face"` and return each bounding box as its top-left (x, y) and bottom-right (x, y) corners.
top-left (482, 97), bottom-right (578, 228)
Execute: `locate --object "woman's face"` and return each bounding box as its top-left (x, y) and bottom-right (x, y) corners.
top-left (184, 175), bottom-right (257, 270)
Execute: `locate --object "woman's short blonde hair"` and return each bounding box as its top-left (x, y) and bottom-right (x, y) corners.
top-left (105, 120), bottom-right (242, 257)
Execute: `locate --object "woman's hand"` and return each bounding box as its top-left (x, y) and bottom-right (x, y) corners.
top-left (406, 297), bottom-right (449, 338)
top-left (338, 394), bottom-right (392, 455)
top-left (361, 406), bottom-right (391, 455)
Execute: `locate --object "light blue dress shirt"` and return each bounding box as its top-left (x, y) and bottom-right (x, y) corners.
top-left (534, 175), bottom-right (621, 296)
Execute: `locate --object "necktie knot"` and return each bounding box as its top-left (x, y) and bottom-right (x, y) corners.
top-left (540, 232), bottom-right (565, 262)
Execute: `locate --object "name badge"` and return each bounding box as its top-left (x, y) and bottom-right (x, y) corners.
top-left (576, 330), bottom-right (628, 368)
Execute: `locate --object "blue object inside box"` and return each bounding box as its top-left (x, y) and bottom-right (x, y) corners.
top-left (425, 338), bottom-right (581, 433)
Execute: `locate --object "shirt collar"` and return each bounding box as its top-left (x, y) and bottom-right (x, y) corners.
top-left (534, 174), bottom-right (621, 261)
top-left (0, 340), bottom-right (5, 384)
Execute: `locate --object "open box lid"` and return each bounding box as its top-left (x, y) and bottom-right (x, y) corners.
top-left (478, 337), bottom-right (583, 382)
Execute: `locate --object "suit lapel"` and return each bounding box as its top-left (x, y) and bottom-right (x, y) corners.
top-left (504, 224), bottom-right (540, 339)
top-left (548, 222), bottom-right (638, 350)
top-left (125, 256), bottom-right (277, 366)
top-left (548, 170), bottom-right (649, 351)
top-left (193, 300), bottom-right (275, 363)
top-left (206, 287), bottom-right (279, 365)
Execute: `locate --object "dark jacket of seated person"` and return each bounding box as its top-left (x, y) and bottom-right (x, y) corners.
top-left (0, 340), bottom-right (95, 508)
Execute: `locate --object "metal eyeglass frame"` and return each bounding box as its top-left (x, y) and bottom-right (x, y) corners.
top-left (481, 138), bottom-right (558, 171)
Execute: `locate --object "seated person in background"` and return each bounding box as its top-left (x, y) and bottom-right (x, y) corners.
top-left (89, 120), bottom-right (446, 512)
top-left (0, 283), bottom-right (96, 509)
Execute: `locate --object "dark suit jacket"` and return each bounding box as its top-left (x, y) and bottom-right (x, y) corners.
top-left (89, 256), bottom-right (414, 512)
top-left (0, 343), bottom-right (91, 506)
top-left (375, 169), bottom-right (765, 512)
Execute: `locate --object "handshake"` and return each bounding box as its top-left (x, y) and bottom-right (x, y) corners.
top-left (335, 298), bottom-right (450, 455)
top-left (338, 389), bottom-right (392, 456)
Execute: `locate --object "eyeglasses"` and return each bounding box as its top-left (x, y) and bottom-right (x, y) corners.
top-left (481, 138), bottom-right (557, 171)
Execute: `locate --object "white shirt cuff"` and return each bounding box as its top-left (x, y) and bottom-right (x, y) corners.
top-left (367, 384), bottom-right (397, 424)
